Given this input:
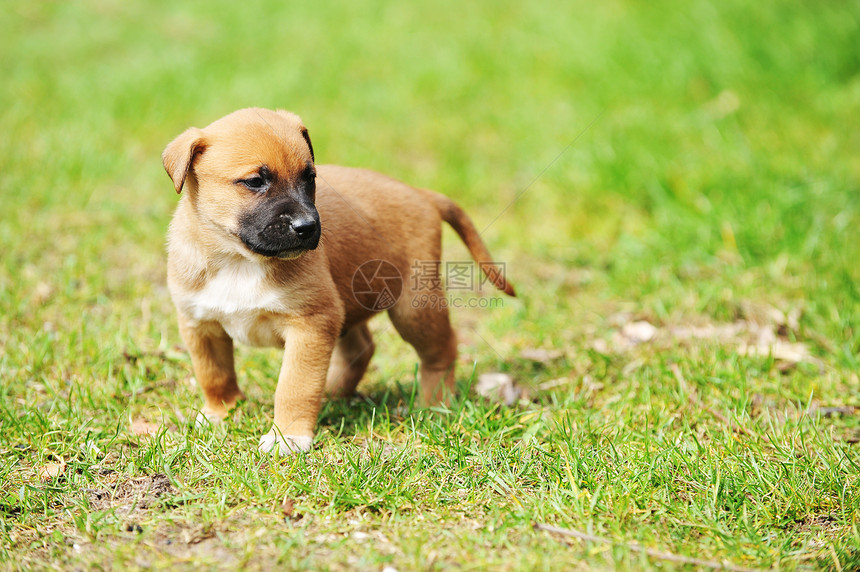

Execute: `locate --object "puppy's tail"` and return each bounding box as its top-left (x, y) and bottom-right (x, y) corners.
top-left (425, 190), bottom-right (516, 297)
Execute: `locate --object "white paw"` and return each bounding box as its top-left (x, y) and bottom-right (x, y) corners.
top-left (258, 432), bottom-right (313, 455)
top-left (194, 410), bottom-right (224, 428)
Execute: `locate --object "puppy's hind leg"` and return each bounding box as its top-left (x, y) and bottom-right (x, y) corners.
top-left (324, 322), bottom-right (375, 398)
top-left (388, 296), bottom-right (458, 406)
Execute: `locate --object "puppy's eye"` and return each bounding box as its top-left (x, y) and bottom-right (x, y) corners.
top-left (240, 176), bottom-right (267, 191)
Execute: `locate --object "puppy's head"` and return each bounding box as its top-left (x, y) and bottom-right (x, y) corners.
top-left (163, 108), bottom-right (320, 260)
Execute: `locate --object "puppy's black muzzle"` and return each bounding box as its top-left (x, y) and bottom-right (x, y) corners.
top-left (238, 200), bottom-right (321, 258)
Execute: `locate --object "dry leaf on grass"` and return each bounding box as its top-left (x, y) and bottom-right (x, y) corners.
top-left (592, 320), bottom-right (659, 353)
top-left (476, 373), bottom-right (527, 406)
top-left (281, 499), bottom-right (295, 517)
top-left (621, 321), bottom-right (658, 344)
top-left (38, 459), bottom-right (66, 481)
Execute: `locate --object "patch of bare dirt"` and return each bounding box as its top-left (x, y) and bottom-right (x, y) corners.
top-left (86, 473), bottom-right (176, 514)
top-left (589, 303), bottom-right (818, 370)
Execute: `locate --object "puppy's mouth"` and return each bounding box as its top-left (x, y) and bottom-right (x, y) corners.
top-left (273, 247), bottom-right (309, 260)
top-left (239, 238), bottom-right (318, 260)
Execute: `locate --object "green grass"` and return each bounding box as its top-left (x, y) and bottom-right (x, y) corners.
top-left (2, 0), bottom-right (859, 569)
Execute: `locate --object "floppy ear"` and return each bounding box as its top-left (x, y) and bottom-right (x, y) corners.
top-left (300, 127), bottom-right (315, 163)
top-left (275, 109), bottom-right (315, 163)
top-left (162, 127), bottom-right (206, 193)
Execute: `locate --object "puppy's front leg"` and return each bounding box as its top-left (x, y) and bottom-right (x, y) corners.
top-left (178, 316), bottom-right (246, 425)
top-left (259, 314), bottom-right (340, 455)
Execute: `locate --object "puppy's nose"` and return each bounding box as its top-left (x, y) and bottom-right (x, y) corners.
top-left (291, 217), bottom-right (317, 238)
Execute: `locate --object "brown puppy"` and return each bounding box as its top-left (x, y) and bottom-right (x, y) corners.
top-left (162, 108), bottom-right (514, 454)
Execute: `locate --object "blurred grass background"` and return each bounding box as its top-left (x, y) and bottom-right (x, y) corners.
top-left (1, 0), bottom-right (859, 568)
top-left (2, 0), bottom-right (858, 353)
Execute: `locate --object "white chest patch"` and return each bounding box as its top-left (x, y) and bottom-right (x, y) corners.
top-left (181, 259), bottom-right (288, 348)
